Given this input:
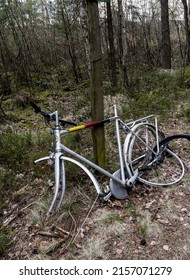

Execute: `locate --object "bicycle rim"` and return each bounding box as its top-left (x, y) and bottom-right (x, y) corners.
top-left (138, 148), bottom-right (185, 187)
top-left (127, 128), bottom-right (185, 187)
top-left (124, 123), bottom-right (164, 172)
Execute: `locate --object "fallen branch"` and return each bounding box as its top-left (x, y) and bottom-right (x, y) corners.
top-left (55, 226), bottom-right (73, 237)
top-left (38, 231), bottom-right (60, 238)
top-left (3, 202), bottom-right (34, 227)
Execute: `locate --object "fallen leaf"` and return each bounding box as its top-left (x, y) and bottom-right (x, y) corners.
top-left (16, 173), bottom-right (25, 180)
top-left (145, 199), bottom-right (156, 209)
top-left (113, 200), bottom-right (123, 208)
top-left (163, 245), bottom-right (169, 251)
top-left (181, 208), bottom-right (188, 213)
top-left (178, 192), bottom-right (184, 196)
top-left (158, 219), bottom-right (169, 225)
top-left (39, 241), bottom-right (50, 252)
top-left (116, 248), bottom-right (123, 255)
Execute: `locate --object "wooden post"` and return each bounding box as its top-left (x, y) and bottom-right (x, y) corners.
top-left (87, 0), bottom-right (105, 168)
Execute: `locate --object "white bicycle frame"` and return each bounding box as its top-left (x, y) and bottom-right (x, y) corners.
top-left (35, 105), bottom-right (159, 215)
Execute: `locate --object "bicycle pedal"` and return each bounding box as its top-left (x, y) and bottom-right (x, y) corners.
top-left (102, 184), bottom-right (110, 194)
top-left (99, 192), bottom-right (112, 202)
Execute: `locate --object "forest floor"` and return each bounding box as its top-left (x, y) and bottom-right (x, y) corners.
top-left (1, 79), bottom-right (190, 260)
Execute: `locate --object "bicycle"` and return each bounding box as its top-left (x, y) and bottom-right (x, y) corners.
top-left (30, 102), bottom-right (188, 215)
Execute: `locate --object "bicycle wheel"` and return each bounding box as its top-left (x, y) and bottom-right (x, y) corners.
top-left (124, 123), bottom-right (164, 171)
top-left (124, 124), bottom-right (185, 187)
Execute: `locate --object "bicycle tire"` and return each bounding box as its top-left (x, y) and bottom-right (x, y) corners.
top-left (157, 134), bottom-right (190, 148)
top-left (151, 134), bottom-right (190, 165)
top-left (124, 124), bottom-right (185, 187)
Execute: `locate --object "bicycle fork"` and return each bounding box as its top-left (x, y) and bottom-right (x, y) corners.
top-left (52, 152), bottom-right (66, 214)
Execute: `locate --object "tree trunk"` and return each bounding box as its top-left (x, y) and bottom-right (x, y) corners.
top-left (160, 0), bottom-right (171, 69)
top-left (117, 0), bottom-right (123, 67)
top-left (81, 0), bottom-right (91, 77)
top-left (181, 0), bottom-right (190, 64)
top-left (106, 1), bottom-right (117, 88)
top-left (87, 0), bottom-right (105, 168)
top-left (117, 0), bottom-right (128, 87)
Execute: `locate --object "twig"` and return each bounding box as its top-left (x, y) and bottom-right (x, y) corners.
top-left (3, 202), bottom-right (34, 227)
top-left (3, 215), bottom-right (17, 227)
top-left (38, 231), bottom-right (60, 238)
top-left (20, 202), bottom-right (34, 212)
top-left (44, 239), bottom-right (66, 255)
top-left (68, 205), bottom-right (77, 236)
top-left (55, 226), bottom-right (73, 237)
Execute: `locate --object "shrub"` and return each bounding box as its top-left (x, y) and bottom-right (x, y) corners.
top-left (0, 127), bottom-right (33, 172)
top-left (0, 226), bottom-right (13, 256)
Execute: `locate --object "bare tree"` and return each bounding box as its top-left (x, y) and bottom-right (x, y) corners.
top-left (106, 0), bottom-right (117, 88)
top-left (160, 0), bottom-right (171, 69)
top-left (57, 0), bottom-right (83, 83)
top-left (80, 0), bottom-right (90, 77)
top-left (117, 0), bottom-right (128, 87)
top-left (181, 0), bottom-right (190, 64)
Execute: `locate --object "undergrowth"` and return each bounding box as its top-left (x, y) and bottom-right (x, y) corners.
top-left (0, 226), bottom-right (13, 256)
top-left (120, 69), bottom-right (190, 120)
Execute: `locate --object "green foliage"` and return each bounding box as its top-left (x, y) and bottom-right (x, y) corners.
top-left (0, 127), bottom-right (54, 171)
top-left (0, 226), bottom-right (13, 255)
top-left (0, 170), bottom-right (15, 214)
top-left (98, 212), bottom-right (124, 226)
top-left (0, 127), bottom-right (33, 172)
top-left (0, 127), bottom-right (53, 212)
top-left (138, 220), bottom-right (149, 237)
top-left (121, 69), bottom-right (190, 120)
top-left (175, 67), bottom-right (190, 88)
top-left (0, 1), bottom-right (8, 25)
top-left (0, 169), bottom-right (15, 188)
top-left (184, 102), bottom-right (190, 121)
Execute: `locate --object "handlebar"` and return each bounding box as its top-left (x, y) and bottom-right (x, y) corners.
top-left (30, 101), bottom-right (77, 127)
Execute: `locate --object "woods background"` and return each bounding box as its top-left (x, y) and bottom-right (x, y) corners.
top-left (1, 0), bottom-right (190, 98)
